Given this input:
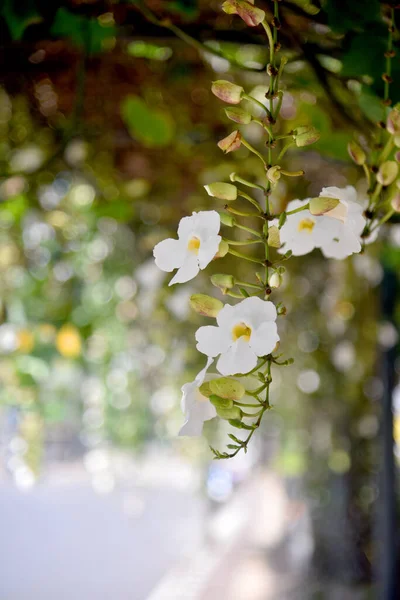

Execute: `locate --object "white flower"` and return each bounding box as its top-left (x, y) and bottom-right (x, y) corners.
top-left (279, 186), bottom-right (366, 260)
top-left (179, 358), bottom-right (216, 436)
top-left (153, 211), bottom-right (221, 285)
top-left (195, 296), bottom-right (279, 376)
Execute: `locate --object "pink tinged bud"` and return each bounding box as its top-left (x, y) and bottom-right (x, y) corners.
top-left (222, 0), bottom-right (265, 27)
top-left (395, 150), bottom-right (400, 163)
top-left (225, 107), bottom-right (252, 125)
top-left (387, 108), bottom-right (400, 135)
top-left (347, 141), bottom-right (366, 165)
top-left (391, 193), bottom-right (400, 212)
top-left (217, 130), bottom-right (242, 153)
top-left (293, 126), bottom-right (320, 147)
top-left (211, 80), bottom-right (244, 104)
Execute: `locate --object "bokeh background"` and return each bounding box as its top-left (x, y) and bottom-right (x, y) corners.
top-left (1, 1), bottom-right (400, 598)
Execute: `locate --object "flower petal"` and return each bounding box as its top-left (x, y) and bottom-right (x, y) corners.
top-left (239, 296), bottom-right (277, 328)
top-left (249, 322), bottom-right (280, 356)
top-left (179, 401), bottom-right (217, 436)
top-left (169, 254), bottom-right (199, 285)
top-left (177, 213), bottom-right (197, 241)
top-left (198, 235), bottom-right (221, 269)
top-left (196, 325), bottom-right (231, 357)
top-left (195, 210), bottom-right (221, 238)
top-left (153, 238), bottom-right (185, 272)
top-left (217, 338), bottom-right (258, 376)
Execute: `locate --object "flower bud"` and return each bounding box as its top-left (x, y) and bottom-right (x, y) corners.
top-left (394, 135), bottom-right (400, 148)
top-left (211, 80), bottom-right (244, 104)
top-left (387, 107), bottom-right (400, 135)
top-left (267, 165), bottom-right (281, 184)
top-left (269, 272), bottom-right (282, 288)
top-left (225, 107), bottom-right (252, 125)
top-left (198, 381), bottom-right (213, 397)
top-left (209, 394), bottom-right (234, 410)
top-left (309, 196), bottom-right (340, 216)
top-left (391, 193), bottom-right (400, 212)
top-left (204, 182), bottom-right (237, 201)
top-left (210, 377), bottom-right (245, 400)
top-left (214, 239), bottom-right (229, 259)
top-left (278, 212), bottom-right (287, 228)
top-left (267, 225), bottom-right (281, 248)
top-left (218, 212), bottom-right (236, 227)
top-left (222, 0), bottom-right (265, 27)
top-left (211, 273), bottom-right (235, 293)
top-left (293, 126), bottom-right (320, 147)
top-left (216, 405), bottom-right (243, 421)
top-left (377, 161), bottom-right (399, 186)
top-left (395, 150), bottom-right (400, 163)
top-left (189, 294), bottom-right (224, 318)
top-left (218, 130), bottom-right (242, 153)
top-left (347, 141), bottom-right (366, 165)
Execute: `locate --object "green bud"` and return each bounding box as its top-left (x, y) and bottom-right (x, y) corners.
top-left (222, 0), bottom-right (265, 27)
top-left (294, 126), bottom-right (320, 147)
top-left (377, 161), bottom-right (399, 186)
top-left (387, 107), bottom-right (400, 135)
top-left (211, 273), bottom-right (235, 294)
top-left (267, 165), bottom-right (281, 184)
top-left (278, 212), bottom-right (287, 228)
top-left (216, 405), bottom-right (243, 420)
top-left (211, 80), bottom-right (244, 104)
top-left (204, 182), bottom-right (238, 201)
top-left (218, 212), bottom-right (236, 227)
top-left (269, 272), bottom-right (282, 289)
top-left (214, 239), bottom-right (229, 259)
top-left (225, 107), bottom-right (252, 125)
top-left (309, 196), bottom-right (340, 216)
top-left (209, 394), bottom-right (234, 410)
top-left (267, 225), bottom-right (281, 248)
top-left (394, 135), bottom-right (400, 148)
top-left (210, 377), bottom-right (245, 400)
top-left (217, 131), bottom-right (242, 153)
top-left (189, 294), bottom-right (224, 318)
top-left (198, 381), bottom-right (213, 398)
top-left (347, 141), bottom-right (366, 165)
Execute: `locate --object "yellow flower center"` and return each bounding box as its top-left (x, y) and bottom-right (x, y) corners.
top-left (232, 321), bottom-right (252, 342)
top-left (298, 218), bottom-right (315, 234)
top-left (187, 236), bottom-right (201, 254)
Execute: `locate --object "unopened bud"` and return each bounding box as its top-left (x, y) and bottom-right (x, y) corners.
top-left (293, 126), bottom-right (320, 147)
top-left (222, 0), bottom-right (265, 27)
top-left (377, 161), bottom-right (399, 186)
top-left (204, 182), bottom-right (237, 201)
top-left (309, 196), bottom-right (340, 216)
top-left (210, 377), bottom-right (245, 400)
top-left (391, 193), bottom-right (400, 212)
top-left (269, 272), bottom-right (282, 288)
top-left (190, 294), bottom-right (224, 317)
top-left (267, 165), bottom-right (281, 184)
top-left (211, 273), bottom-right (235, 294)
top-left (387, 107), bottom-right (400, 135)
top-left (214, 240), bottom-right (229, 259)
top-left (218, 130), bottom-right (242, 153)
top-left (218, 212), bottom-right (236, 227)
top-left (211, 80), bottom-right (244, 104)
top-left (347, 140), bottom-right (366, 165)
top-left (217, 405), bottom-right (243, 421)
top-left (225, 107), bottom-right (252, 125)
top-left (267, 225), bottom-right (281, 248)
top-left (394, 135), bottom-right (400, 148)
top-left (395, 150), bottom-right (400, 163)
top-left (209, 394), bottom-right (234, 410)
top-left (278, 212), bottom-right (287, 228)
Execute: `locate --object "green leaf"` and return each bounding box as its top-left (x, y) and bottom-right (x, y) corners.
top-left (121, 95), bottom-right (175, 148)
top-left (50, 8), bottom-right (116, 54)
top-left (2, 0), bottom-right (42, 40)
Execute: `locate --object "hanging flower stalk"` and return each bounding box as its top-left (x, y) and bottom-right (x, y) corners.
top-left (350, 7), bottom-right (400, 242)
top-left (153, 1), bottom-right (374, 459)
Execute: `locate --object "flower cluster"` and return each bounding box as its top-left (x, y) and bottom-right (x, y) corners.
top-left (151, 1), bottom-right (399, 459)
